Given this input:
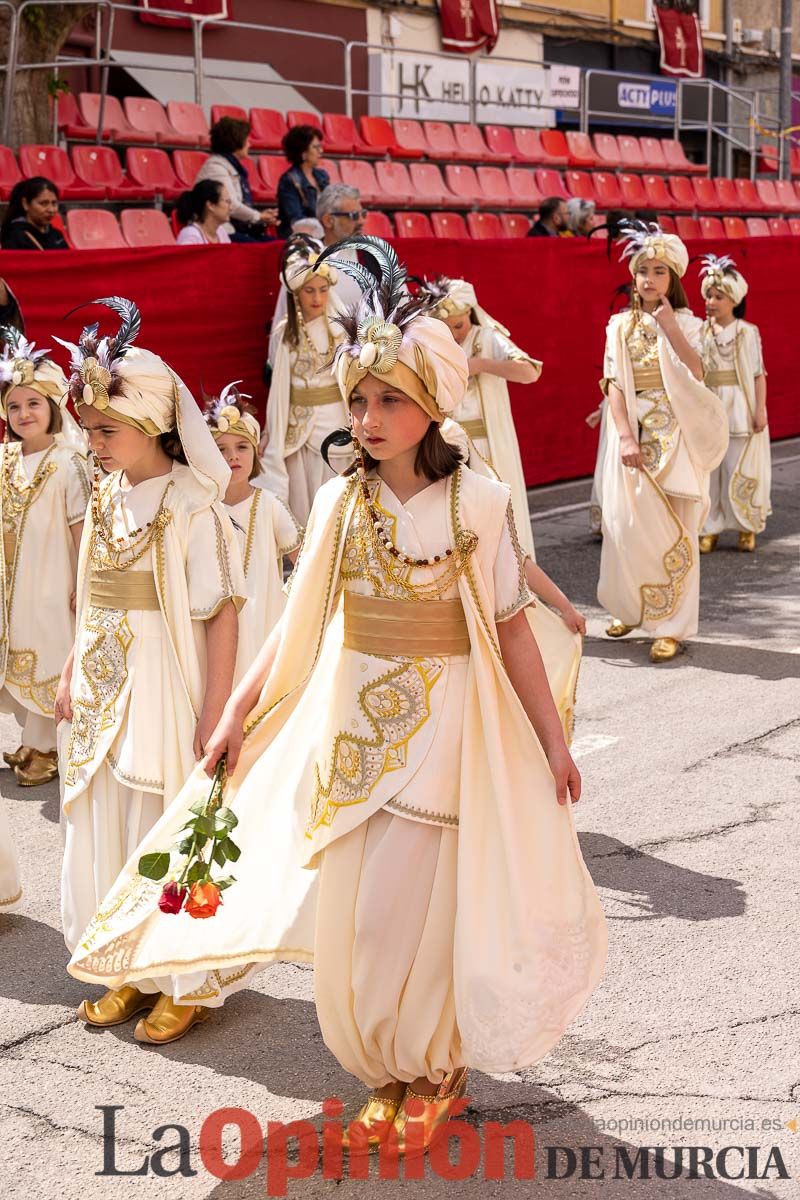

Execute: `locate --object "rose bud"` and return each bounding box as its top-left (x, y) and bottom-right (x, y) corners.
top-left (158, 882), bottom-right (187, 915)
top-left (186, 881), bottom-right (222, 919)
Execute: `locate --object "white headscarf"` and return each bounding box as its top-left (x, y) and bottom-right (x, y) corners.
top-left (620, 222), bottom-right (689, 278)
top-left (0, 328), bottom-right (85, 450)
top-left (700, 254), bottom-right (748, 306)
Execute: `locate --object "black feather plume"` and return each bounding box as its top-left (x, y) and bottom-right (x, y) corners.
top-left (320, 427), bottom-right (354, 468)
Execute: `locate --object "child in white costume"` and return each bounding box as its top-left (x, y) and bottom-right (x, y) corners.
top-left (204, 382), bottom-right (302, 680)
top-left (0, 799), bottom-right (22, 911)
top-left (697, 255), bottom-right (771, 554)
top-left (260, 239), bottom-right (350, 524)
top-left (54, 298), bottom-right (245, 1044)
top-left (598, 224), bottom-right (728, 663)
top-left (0, 330), bottom-right (89, 786)
top-left (68, 239), bottom-right (606, 1154)
top-left (422, 276), bottom-right (542, 560)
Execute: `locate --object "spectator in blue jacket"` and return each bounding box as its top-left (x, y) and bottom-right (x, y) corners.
top-left (277, 124), bottom-right (329, 238)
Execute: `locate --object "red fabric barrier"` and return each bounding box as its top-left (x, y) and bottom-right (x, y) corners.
top-left (3, 237), bottom-right (795, 486)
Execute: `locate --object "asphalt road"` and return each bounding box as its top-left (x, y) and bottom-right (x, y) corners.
top-left (2, 440), bottom-right (798, 1199)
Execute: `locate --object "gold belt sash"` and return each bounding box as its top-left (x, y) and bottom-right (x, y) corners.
top-left (343, 592), bottom-right (471, 657)
top-left (3, 531), bottom-right (16, 565)
top-left (632, 367), bottom-right (664, 392)
top-left (90, 569), bottom-right (160, 611)
top-left (290, 384), bottom-right (342, 408)
top-left (460, 418), bottom-right (488, 441)
top-left (705, 369), bottom-right (738, 388)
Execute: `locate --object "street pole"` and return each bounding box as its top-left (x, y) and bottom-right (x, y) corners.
top-left (724, 0), bottom-right (734, 177)
top-left (779, 0), bottom-right (793, 180)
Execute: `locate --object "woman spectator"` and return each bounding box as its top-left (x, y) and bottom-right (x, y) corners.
top-left (1, 177), bottom-right (68, 250)
top-left (276, 124), bottom-right (329, 238)
top-left (564, 197), bottom-right (596, 238)
top-left (195, 117), bottom-right (278, 241)
top-left (175, 180), bottom-right (233, 244)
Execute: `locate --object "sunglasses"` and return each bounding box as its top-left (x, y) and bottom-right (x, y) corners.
top-left (332, 209), bottom-right (367, 220)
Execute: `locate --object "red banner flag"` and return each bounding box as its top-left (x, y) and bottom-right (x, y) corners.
top-left (439, 0), bottom-right (499, 55)
top-left (137, 0), bottom-right (232, 29)
top-left (655, 6), bottom-right (704, 79)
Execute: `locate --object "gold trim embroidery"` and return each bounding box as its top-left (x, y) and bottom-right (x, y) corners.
top-left (5, 648), bottom-right (60, 715)
top-left (384, 797), bottom-right (459, 827)
top-left (65, 607), bottom-right (134, 785)
top-left (242, 488), bottom-right (261, 577)
top-left (106, 748), bottom-right (163, 793)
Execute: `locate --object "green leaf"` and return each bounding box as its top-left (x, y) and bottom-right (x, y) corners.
top-left (193, 815), bottom-right (218, 837)
top-left (187, 862), bottom-right (209, 884)
top-left (216, 876), bottom-right (236, 891)
top-left (189, 798), bottom-right (209, 817)
top-left (214, 807), bottom-right (238, 831)
top-left (220, 837), bottom-right (240, 863)
top-left (212, 842), bottom-right (228, 868)
top-left (138, 852), bottom-right (170, 881)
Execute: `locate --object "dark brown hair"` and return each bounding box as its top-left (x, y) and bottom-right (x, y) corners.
top-left (282, 124), bottom-right (323, 167)
top-left (631, 267), bottom-right (689, 311)
top-left (346, 423), bottom-right (463, 482)
top-left (210, 116), bottom-right (250, 156)
top-left (6, 395), bottom-right (62, 440)
top-left (159, 431), bottom-right (187, 463)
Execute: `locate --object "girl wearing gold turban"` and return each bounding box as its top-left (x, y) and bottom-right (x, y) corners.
top-left (53, 298), bottom-right (246, 1044)
top-left (260, 237), bottom-right (350, 523)
top-left (0, 329), bottom-right (89, 786)
top-left (67, 240), bottom-right (606, 1151)
top-left (204, 381), bottom-right (302, 681)
top-left (598, 224), bottom-right (728, 662)
top-left (698, 255), bottom-right (771, 553)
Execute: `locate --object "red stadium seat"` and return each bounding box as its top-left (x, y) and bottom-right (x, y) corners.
top-left (774, 179), bottom-right (800, 211)
top-left (322, 113), bottom-right (370, 156)
top-left (699, 216), bottom-right (725, 238)
top-left (499, 212), bottom-right (531, 237)
top-left (733, 177), bottom-right (761, 212)
top-left (692, 176), bottom-right (725, 211)
top-left (788, 217), bottom-right (800, 235)
top-left (211, 104), bottom-right (247, 125)
top-left (618, 135), bottom-right (646, 170)
top-left (444, 164), bottom-right (488, 207)
top-left (476, 166), bottom-right (513, 207)
top-left (506, 167), bottom-right (545, 209)
top-left (512, 128), bottom-right (545, 164)
top-left (124, 148), bottom-right (182, 201)
top-left (394, 211), bottom-right (434, 238)
top-left (592, 171), bottom-right (623, 208)
top-left (755, 179), bottom-right (782, 211)
top-left (71, 145), bottom-right (153, 201)
top-left (745, 217), bottom-right (770, 237)
top-left (565, 131), bottom-right (598, 168)
top-left (66, 208), bottom-right (125, 250)
top-left (539, 130), bottom-right (569, 166)
top-left (18, 144), bottom-right (104, 200)
top-left (659, 215), bottom-right (676, 233)
top-left (675, 216), bottom-right (700, 239)
top-left (120, 208), bottom-right (176, 247)
top-left (423, 121), bottom-right (459, 161)
top-left (791, 148), bottom-right (800, 177)
top-left (714, 177), bottom-right (739, 212)
top-left (358, 116), bottom-right (397, 158)
top-left (257, 156), bottom-right (285, 202)
top-left (374, 161), bottom-right (413, 205)
top-left (166, 102), bottom-right (210, 148)
top-left (643, 173), bottom-right (675, 212)
top-left (484, 125), bottom-right (519, 162)
top-left (249, 108), bottom-right (288, 152)
top-left (768, 216), bottom-right (790, 235)
top-left (757, 143), bottom-right (778, 174)
top-left (663, 138), bottom-right (704, 175)
top-left (214, 104), bottom-right (275, 151)
top-left (619, 173), bottom-right (648, 207)
top-left (318, 157), bottom-right (341, 185)
top-left (431, 211), bottom-right (469, 238)
top-left (56, 90), bottom-right (95, 140)
top-left (361, 210), bottom-right (394, 238)
top-left (640, 137), bottom-right (669, 172)
top-left (593, 133), bottom-right (621, 169)
top-left (453, 123), bottom-right (492, 162)
top-left (338, 159), bottom-right (380, 205)
top-left (78, 93), bottom-right (151, 144)
top-left (534, 167), bottom-right (568, 200)
top-left (408, 162), bottom-right (452, 207)
top-left (0, 146), bottom-right (21, 200)
top-left (124, 97), bottom-right (199, 147)
top-left (564, 170), bottom-right (596, 203)
top-left (723, 216), bottom-right (747, 238)
top-left (467, 211), bottom-right (503, 238)
top-left (389, 119), bottom-right (427, 159)
top-left (172, 149), bottom-right (210, 189)
top-left (668, 175), bottom-right (695, 211)
top-left (287, 110), bottom-right (319, 129)
top-left (240, 155), bottom-right (271, 203)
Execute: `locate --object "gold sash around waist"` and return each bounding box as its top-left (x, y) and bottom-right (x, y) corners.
top-left (343, 591), bottom-right (471, 657)
top-left (705, 369), bottom-right (738, 388)
top-left (90, 569), bottom-right (160, 611)
top-left (3, 531), bottom-right (16, 564)
top-left (460, 418), bottom-right (488, 441)
top-left (632, 367), bottom-right (664, 392)
top-left (290, 384), bottom-right (342, 408)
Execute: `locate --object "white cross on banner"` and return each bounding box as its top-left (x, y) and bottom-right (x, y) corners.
top-left (439, 0), bottom-right (499, 55)
top-left (654, 6), bottom-right (704, 79)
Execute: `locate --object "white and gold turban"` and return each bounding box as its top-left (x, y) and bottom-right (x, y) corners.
top-left (620, 222), bottom-right (689, 278)
top-left (205, 381), bottom-right (261, 452)
top-left (0, 331), bottom-right (68, 418)
top-left (700, 254), bottom-right (748, 306)
top-left (283, 247), bottom-right (338, 294)
top-left (427, 278), bottom-right (478, 320)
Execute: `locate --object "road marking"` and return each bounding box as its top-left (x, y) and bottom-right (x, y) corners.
top-left (534, 500), bottom-right (592, 519)
top-left (571, 733), bottom-right (620, 759)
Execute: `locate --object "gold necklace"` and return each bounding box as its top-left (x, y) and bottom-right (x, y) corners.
top-left (90, 473), bottom-right (174, 571)
top-left (2, 442), bottom-right (57, 534)
top-left (298, 311), bottom-right (336, 374)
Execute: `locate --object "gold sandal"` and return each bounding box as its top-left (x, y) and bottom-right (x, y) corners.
top-left (391, 1068), bottom-right (470, 1156)
top-left (341, 1089), bottom-right (407, 1153)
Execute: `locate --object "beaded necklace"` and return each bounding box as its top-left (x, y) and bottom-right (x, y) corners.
top-left (89, 461), bottom-right (174, 572)
top-left (297, 309), bottom-right (336, 375)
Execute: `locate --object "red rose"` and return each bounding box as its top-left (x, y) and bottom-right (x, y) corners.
top-left (186, 881), bottom-right (222, 919)
top-left (158, 882), bottom-right (187, 914)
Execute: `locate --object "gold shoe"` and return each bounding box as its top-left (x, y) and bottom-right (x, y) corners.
top-left (133, 993), bottom-right (212, 1045)
top-left (699, 534), bottom-right (718, 554)
top-left (650, 637), bottom-right (681, 663)
top-left (341, 1090), bottom-right (407, 1153)
top-left (15, 748), bottom-right (58, 787)
top-left (77, 985), bottom-right (155, 1028)
top-left (606, 619), bottom-right (634, 638)
top-left (392, 1068), bottom-right (470, 1157)
top-left (738, 531), bottom-right (756, 552)
top-left (3, 745), bottom-right (32, 769)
